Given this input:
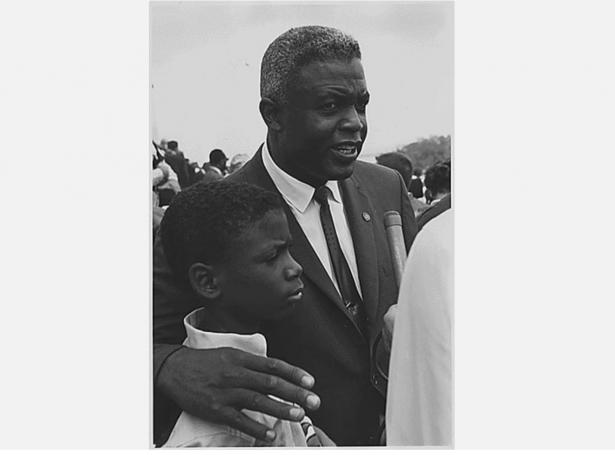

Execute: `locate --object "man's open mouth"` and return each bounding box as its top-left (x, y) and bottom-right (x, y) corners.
top-left (332, 142), bottom-right (361, 159)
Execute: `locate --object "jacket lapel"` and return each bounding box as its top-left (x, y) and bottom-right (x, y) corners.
top-left (339, 176), bottom-right (380, 326)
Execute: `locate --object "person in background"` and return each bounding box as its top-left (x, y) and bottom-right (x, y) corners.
top-left (164, 140), bottom-right (192, 189)
top-left (153, 145), bottom-right (181, 208)
top-left (202, 149), bottom-right (228, 183)
top-left (417, 161), bottom-right (451, 230)
top-left (160, 181), bottom-right (334, 447)
top-left (386, 209), bottom-right (453, 447)
top-left (375, 152), bottom-right (413, 189)
top-left (408, 168), bottom-right (424, 200)
top-left (229, 153), bottom-right (250, 174)
top-left (424, 161), bottom-right (450, 205)
top-left (152, 158), bottom-right (173, 231)
top-left (375, 152), bottom-right (428, 218)
top-left (186, 159), bottom-right (205, 187)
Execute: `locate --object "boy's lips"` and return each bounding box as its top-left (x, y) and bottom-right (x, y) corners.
top-left (287, 286), bottom-right (304, 302)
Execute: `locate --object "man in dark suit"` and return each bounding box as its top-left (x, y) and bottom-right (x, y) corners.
top-left (154, 25), bottom-right (417, 446)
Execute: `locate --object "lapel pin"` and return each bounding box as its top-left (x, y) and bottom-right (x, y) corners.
top-left (362, 212), bottom-right (371, 222)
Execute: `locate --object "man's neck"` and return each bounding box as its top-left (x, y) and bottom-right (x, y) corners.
top-left (266, 136), bottom-right (325, 188)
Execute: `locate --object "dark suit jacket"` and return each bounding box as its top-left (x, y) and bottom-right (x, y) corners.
top-left (153, 147), bottom-right (418, 446)
top-left (417, 193), bottom-right (452, 231)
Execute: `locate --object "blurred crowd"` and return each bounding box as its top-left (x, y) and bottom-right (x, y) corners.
top-left (152, 139), bottom-right (249, 229)
top-left (153, 142), bottom-right (450, 232)
top-left (375, 152), bottom-right (451, 228)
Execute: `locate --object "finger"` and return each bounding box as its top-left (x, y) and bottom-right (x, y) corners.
top-left (228, 367), bottom-right (321, 411)
top-left (235, 350), bottom-right (315, 389)
top-left (216, 405), bottom-right (277, 443)
top-left (228, 388), bottom-right (306, 421)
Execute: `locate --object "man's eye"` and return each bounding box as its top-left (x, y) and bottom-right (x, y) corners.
top-left (321, 102), bottom-right (337, 111)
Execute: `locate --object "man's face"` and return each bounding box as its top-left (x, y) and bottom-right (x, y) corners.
top-left (277, 58), bottom-right (369, 187)
top-left (216, 210), bottom-right (304, 323)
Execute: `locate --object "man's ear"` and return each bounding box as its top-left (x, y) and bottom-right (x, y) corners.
top-left (259, 97), bottom-right (283, 131)
top-left (188, 263), bottom-right (221, 300)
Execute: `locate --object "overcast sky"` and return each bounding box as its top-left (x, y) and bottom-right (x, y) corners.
top-left (150, 1), bottom-right (453, 165)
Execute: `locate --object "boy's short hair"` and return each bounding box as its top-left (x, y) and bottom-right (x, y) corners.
top-left (160, 181), bottom-right (284, 286)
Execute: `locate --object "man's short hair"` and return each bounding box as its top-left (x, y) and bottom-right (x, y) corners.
top-left (160, 181), bottom-right (283, 286)
top-left (261, 25), bottom-right (362, 105)
top-left (167, 140), bottom-right (178, 151)
top-left (209, 148), bottom-right (227, 164)
top-left (424, 161), bottom-right (451, 197)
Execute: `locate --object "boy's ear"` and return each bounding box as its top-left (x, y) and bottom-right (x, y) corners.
top-left (188, 263), bottom-right (221, 300)
top-left (259, 97), bottom-right (283, 131)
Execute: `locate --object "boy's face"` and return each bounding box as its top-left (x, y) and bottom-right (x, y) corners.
top-left (216, 209), bottom-right (303, 322)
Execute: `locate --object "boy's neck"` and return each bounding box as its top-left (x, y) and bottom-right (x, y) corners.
top-left (196, 304), bottom-right (260, 335)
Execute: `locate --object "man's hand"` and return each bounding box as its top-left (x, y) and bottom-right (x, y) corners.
top-left (383, 304), bottom-right (397, 353)
top-left (157, 346), bottom-right (321, 443)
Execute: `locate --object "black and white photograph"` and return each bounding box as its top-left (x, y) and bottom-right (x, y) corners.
top-left (151, 1), bottom-right (453, 448)
top-left (4, 0), bottom-right (615, 451)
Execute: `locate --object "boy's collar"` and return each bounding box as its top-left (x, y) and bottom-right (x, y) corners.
top-left (182, 307), bottom-right (267, 356)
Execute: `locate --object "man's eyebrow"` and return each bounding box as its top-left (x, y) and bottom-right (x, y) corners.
top-left (316, 87), bottom-right (351, 97)
top-left (316, 88), bottom-right (370, 99)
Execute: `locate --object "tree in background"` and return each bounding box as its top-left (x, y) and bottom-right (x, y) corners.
top-left (395, 135), bottom-right (451, 173)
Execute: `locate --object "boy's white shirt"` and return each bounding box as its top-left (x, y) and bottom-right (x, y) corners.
top-left (163, 308), bottom-right (309, 447)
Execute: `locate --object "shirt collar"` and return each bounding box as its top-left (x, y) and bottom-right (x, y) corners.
top-left (261, 140), bottom-right (342, 212)
top-left (183, 308), bottom-right (267, 356)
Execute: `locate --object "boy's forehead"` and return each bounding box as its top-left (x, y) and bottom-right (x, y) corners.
top-left (235, 209), bottom-right (289, 244)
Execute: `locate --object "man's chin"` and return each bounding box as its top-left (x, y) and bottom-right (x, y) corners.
top-left (327, 162), bottom-right (357, 181)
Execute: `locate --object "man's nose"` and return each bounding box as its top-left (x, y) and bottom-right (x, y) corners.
top-left (339, 106), bottom-right (364, 132)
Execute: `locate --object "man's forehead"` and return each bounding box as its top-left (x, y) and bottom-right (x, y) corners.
top-left (297, 58), bottom-right (364, 75)
top-left (291, 58), bottom-right (367, 91)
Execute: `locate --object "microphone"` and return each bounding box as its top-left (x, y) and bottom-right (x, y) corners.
top-left (384, 211), bottom-right (407, 289)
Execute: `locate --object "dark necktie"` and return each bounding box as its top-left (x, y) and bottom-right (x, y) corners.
top-left (313, 185), bottom-right (367, 333)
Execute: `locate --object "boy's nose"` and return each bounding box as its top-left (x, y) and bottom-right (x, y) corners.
top-left (285, 257), bottom-right (303, 279)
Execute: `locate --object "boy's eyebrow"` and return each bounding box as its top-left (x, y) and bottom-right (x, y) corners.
top-left (253, 238), bottom-right (291, 259)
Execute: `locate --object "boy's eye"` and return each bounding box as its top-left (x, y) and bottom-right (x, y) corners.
top-left (265, 251), bottom-right (279, 263)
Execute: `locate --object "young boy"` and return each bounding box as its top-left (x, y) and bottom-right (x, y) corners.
top-left (159, 181), bottom-right (332, 447)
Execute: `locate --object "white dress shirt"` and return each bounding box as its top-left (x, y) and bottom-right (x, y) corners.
top-left (261, 141), bottom-right (362, 298)
top-left (163, 308), bottom-right (309, 447)
top-left (386, 209), bottom-right (453, 447)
